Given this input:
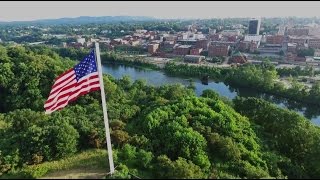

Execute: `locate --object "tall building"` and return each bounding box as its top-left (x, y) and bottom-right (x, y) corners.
top-left (248, 18), bottom-right (261, 35)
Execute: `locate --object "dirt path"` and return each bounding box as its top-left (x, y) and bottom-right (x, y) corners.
top-left (40, 168), bottom-right (108, 179)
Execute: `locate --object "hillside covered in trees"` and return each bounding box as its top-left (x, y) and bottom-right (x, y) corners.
top-left (0, 45), bottom-right (319, 179)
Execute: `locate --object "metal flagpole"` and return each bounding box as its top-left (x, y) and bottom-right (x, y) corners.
top-left (94, 42), bottom-right (115, 175)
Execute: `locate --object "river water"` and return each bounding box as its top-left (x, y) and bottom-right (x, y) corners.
top-left (102, 63), bottom-right (320, 125)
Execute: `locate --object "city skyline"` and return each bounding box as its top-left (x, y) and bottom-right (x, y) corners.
top-left (1, 1), bottom-right (320, 22)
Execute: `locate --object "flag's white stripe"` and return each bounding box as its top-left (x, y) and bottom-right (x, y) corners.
top-left (54, 70), bottom-right (75, 84)
top-left (46, 72), bottom-right (98, 103)
top-left (45, 83), bottom-right (100, 114)
top-left (45, 78), bottom-right (99, 109)
top-left (44, 77), bottom-right (100, 109)
top-left (78, 72), bottom-right (99, 81)
top-left (45, 79), bottom-right (77, 104)
top-left (50, 74), bottom-right (76, 95)
top-left (49, 83), bottom-right (100, 112)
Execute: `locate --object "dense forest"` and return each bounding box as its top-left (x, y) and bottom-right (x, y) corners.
top-left (0, 45), bottom-right (320, 179)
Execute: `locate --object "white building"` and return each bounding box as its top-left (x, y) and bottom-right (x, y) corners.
top-left (77, 38), bottom-right (86, 45)
top-left (136, 29), bottom-right (148, 34)
top-left (209, 28), bottom-right (216, 35)
top-left (221, 30), bottom-right (241, 36)
top-left (28, 41), bottom-right (46, 45)
top-left (244, 35), bottom-right (262, 47)
top-left (194, 33), bottom-right (205, 40)
top-left (52, 34), bottom-right (67, 39)
top-left (314, 49), bottom-right (320, 57)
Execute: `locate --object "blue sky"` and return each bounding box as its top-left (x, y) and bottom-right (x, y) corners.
top-left (0, 1), bottom-right (319, 21)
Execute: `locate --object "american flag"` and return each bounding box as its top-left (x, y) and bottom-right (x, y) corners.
top-left (44, 49), bottom-right (100, 114)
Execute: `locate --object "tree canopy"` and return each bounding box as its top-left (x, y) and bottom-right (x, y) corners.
top-left (0, 45), bottom-right (319, 179)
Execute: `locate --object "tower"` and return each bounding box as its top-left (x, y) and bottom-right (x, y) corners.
top-left (248, 18), bottom-right (261, 35)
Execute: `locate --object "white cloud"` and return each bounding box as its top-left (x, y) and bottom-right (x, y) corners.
top-left (0, 1), bottom-right (320, 21)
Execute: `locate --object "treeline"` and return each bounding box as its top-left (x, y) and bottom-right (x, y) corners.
top-left (276, 65), bottom-right (320, 77)
top-left (225, 63), bottom-right (320, 106)
top-left (164, 62), bottom-right (320, 106)
top-left (164, 62), bottom-right (229, 80)
top-left (101, 52), bottom-right (160, 70)
top-left (114, 45), bottom-right (147, 54)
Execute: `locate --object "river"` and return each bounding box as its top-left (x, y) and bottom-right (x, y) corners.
top-left (102, 63), bottom-right (320, 125)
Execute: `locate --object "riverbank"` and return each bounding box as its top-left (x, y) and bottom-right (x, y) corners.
top-left (101, 52), bottom-right (320, 107)
top-left (101, 53), bottom-right (161, 71)
top-left (101, 63), bottom-right (320, 125)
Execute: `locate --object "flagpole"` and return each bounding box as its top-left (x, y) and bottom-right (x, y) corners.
top-left (95, 42), bottom-right (115, 175)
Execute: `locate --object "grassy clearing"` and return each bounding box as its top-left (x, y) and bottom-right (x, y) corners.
top-left (1, 149), bottom-right (109, 179)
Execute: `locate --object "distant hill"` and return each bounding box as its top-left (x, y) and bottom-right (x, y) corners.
top-left (0, 16), bottom-right (157, 25)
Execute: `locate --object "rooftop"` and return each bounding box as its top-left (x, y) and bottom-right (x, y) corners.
top-left (177, 39), bottom-right (197, 42)
top-left (244, 35), bottom-right (262, 42)
top-left (185, 55), bottom-right (205, 58)
top-left (287, 43), bottom-right (297, 47)
top-left (177, 45), bottom-right (192, 48)
top-left (232, 51), bottom-right (247, 57)
top-left (264, 44), bottom-right (282, 47)
top-left (288, 35), bottom-right (320, 39)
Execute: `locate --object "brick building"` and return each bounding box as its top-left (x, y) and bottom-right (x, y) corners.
top-left (210, 34), bottom-right (222, 41)
top-left (239, 41), bottom-right (249, 52)
top-left (266, 35), bottom-right (284, 44)
top-left (208, 44), bottom-right (230, 57)
top-left (287, 43), bottom-right (297, 53)
top-left (286, 52), bottom-right (296, 61)
top-left (288, 35), bottom-right (320, 48)
top-left (195, 39), bottom-right (208, 50)
top-left (288, 36), bottom-right (307, 46)
top-left (226, 35), bottom-right (238, 42)
top-left (69, 42), bottom-right (83, 49)
top-left (308, 38), bottom-right (320, 49)
top-left (286, 52), bottom-right (306, 62)
top-left (295, 56), bottom-right (307, 62)
top-left (287, 28), bottom-right (309, 36)
top-left (174, 45), bottom-right (192, 55)
top-left (249, 41), bottom-right (258, 53)
top-left (229, 52), bottom-right (248, 64)
top-left (190, 48), bottom-right (203, 55)
top-left (148, 44), bottom-right (160, 54)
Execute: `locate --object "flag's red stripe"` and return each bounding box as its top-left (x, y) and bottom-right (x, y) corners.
top-left (45, 80), bottom-right (99, 109)
top-left (49, 75), bottom-right (76, 97)
top-left (45, 80), bottom-right (100, 110)
top-left (46, 85), bottom-right (100, 113)
top-left (45, 80), bottom-right (77, 105)
top-left (48, 86), bottom-right (100, 112)
top-left (46, 74), bottom-right (99, 103)
top-left (45, 74), bottom-right (99, 105)
top-left (51, 71), bottom-right (75, 91)
top-left (45, 80), bottom-right (100, 109)
top-left (54, 69), bottom-right (73, 82)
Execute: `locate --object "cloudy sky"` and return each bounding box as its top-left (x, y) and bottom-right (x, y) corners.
top-left (0, 1), bottom-right (319, 21)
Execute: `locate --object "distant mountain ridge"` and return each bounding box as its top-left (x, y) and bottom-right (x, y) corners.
top-left (0, 16), bottom-right (158, 25)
